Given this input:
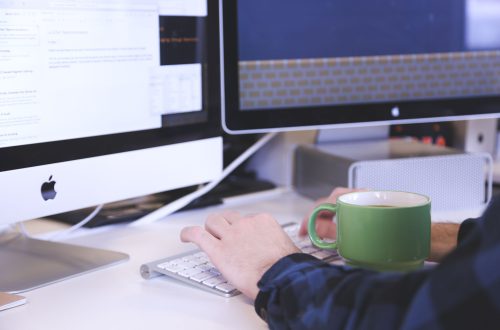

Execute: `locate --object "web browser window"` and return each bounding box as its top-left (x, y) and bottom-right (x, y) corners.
top-left (0, 0), bottom-right (207, 148)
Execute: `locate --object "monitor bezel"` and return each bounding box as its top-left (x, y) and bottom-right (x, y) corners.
top-left (220, 0), bottom-right (500, 134)
top-left (0, 0), bottom-right (221, 173)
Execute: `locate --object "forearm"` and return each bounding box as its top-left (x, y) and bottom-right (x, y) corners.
top-left (256, 254), bottom-right (429, 330)
top-left (428, 223), bottom-right (460, 262)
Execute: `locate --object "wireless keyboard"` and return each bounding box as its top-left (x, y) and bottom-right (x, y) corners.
top-left (140, 222), bottom-right (340, 297)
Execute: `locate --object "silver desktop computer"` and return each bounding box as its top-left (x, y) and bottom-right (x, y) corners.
top-left (0, 0), bottom-right (222, 293)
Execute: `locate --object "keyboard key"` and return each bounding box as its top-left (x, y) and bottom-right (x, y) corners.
top-left (196, 256), bottom-right (209, 263)
top-left (182, 255), bottom-right (198, 262)
top-left (178, 268), bottom-right (203, 278)
top-left (157, 262), bottom-right (185, 273)
top-left (170, 258), bottom-right (184, 265)
top-left (312, 250), bottom-right (336, 260)
top-left (190, 271), bottom-right (217, 283)
top-left (176, 260), bottom-right (200, 269)
top-left (301, 246), bottom-right (319, 254)
top-left (216, 283), bottom-right (237, 294)
top-left (209, 268), bottom-right (221, 276)
top-left (202, 276), bottom-right (226, 288)
top-left (297, 239), bottom-right (313, 248)
top-left (195, 264), bottom-right (213, 272)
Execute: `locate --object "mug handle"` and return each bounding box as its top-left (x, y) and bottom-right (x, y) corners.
top-left (308, 203), bottom-right (338, 250)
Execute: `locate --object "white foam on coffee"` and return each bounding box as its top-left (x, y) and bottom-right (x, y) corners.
top-left (339, 191), bottom-right (429, 207)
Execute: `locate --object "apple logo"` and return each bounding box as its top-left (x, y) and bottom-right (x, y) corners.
top-left (41, 175), bottom-right (57, 201)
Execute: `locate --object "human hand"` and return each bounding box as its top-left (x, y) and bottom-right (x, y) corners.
top-left (180, 211), bottom-right (300, 300)
top-left (299, 187), bottom-right (365, 238)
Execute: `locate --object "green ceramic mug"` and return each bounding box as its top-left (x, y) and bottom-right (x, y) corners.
top-left (308, 191), bottom-right (431, 271)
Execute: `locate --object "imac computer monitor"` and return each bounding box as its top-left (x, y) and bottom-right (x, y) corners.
top-left (221, 0), bottom-right (500, 134)
top-left (0, 0), bottom-right (222, 292)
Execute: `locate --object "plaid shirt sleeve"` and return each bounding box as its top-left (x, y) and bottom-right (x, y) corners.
top-left (255, 197), bottom-right (500, 330)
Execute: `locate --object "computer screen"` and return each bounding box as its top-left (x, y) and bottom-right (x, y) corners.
top-left (0, 0), bottom-right (222, 225)
top-left (221, 0), bottom-right (500, 133)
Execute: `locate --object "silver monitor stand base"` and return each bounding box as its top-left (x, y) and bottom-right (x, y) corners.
top-left (0, 232), bottom-right (129, 293)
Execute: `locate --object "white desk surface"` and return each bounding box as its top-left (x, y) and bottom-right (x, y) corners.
top-left (0, 189), bottom-right (484, 330)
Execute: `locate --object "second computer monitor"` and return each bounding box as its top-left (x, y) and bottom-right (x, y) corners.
top-left (221, 0), bottom-right (500, 133)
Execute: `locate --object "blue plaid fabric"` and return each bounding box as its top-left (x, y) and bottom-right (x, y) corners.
top-left (255, 197), bottom-right (500, 330)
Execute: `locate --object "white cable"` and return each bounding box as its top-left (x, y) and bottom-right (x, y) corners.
top-left (47, 204), bottom-right (104, 241)
top-left (7, 205), bottom-right (103, 241)
top-left (17, 222), bottom-right (30, 237)
top-left (130, 132), bottom-right (278, 227)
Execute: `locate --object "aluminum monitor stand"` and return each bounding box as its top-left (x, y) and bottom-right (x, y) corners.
top-left (0, 231), bottom-right (129, 293)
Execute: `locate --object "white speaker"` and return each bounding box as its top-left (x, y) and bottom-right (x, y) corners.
top-left (293, 140), bottom-right (493, 212)
top-left (349, 153), bottom-right (492, 211)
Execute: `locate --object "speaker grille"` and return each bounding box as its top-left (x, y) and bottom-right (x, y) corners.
top-left (349, 153), bottom-right (492, 211)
